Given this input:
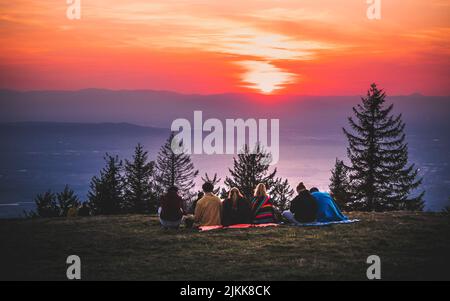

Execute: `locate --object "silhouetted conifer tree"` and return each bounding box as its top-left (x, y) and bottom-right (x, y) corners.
top-left (343, 83), bottom-right (424, 211)
top-left (271, 178), bottom-right (294, 212)
top-left (57, 185), bottom-right (80, 216)
top-left (201, 173), bottom-right (221, 195)
top-left (124, 143), bottom-right (156, 213)
top-left (224, 144), bottom-right (278, 201)
top-left (88, 154), bottom-right (124, 215)
top-left (155, 133), bottom-right (199, 201)
top-left (329, 158), bottom-right (352, 211)
top-left (34, 190), bottom-right (59, 218)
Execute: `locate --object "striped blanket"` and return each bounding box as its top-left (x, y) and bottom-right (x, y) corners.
top-left (199, 223), bottom-right (279, 232)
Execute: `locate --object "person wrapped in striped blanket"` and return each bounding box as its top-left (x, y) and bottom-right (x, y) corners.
top-left (251, 183), bottom-right (277, 224)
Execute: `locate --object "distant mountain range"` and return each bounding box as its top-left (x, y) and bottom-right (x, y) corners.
top-left (0, 121), bottom-right (167, 137)
top-left (0, 121), bottom-right (169, 154)
top-left (1, 89), bottom-right (449, 134)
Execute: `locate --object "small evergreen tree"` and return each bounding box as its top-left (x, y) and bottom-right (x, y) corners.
top-left (88, 154), bottom-right (124, 215)
top-left (57, 185), bottom-right (80, 216)
top-left (271, 178), bottom-right (294, 212)
top-left (155, 133), bottom-right (199, 201)
top-left (201, 173), bottom-right (221, 195)
top-left (124, 143), bottom-right (156, 213)
top-left (329, 158), bottom-right (352, 211)
top-left (224, 144), bottom-right (277, 201)
top-left (34, 190), bottom-right (59, 218)
top-left (343, 83), bottom-right (424, 211)
top-left (219, 186), bottom-right (232, 200)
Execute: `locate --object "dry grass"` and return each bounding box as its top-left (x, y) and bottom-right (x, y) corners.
top-left (0, 212), bottom-right (449, 280)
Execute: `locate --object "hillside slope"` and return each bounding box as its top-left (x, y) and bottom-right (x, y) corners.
top-left (0, 212), bottom-right (449, 280)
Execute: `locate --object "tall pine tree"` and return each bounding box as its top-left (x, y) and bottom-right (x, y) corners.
top-left (88, 154), bottom-right (125, 215)
top-left (124, 143), bottom-right (156, 213)
top-left (155, 133), bottom-right (199, 201)
top-left (329, 158), bottom-right (352, 211)
top-left (343, 83), bottom-right (424, 211)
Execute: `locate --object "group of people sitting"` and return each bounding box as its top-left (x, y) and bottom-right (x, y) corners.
top-left (158, 181), bottom-right (348, 229)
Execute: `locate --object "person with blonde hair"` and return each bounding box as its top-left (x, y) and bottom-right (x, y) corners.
top-left (250, 183), bottom-right (276, 224)
top-left (222, 187), bottom-right (251, 226)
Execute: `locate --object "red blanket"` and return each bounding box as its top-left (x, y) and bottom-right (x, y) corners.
top-left (199, 223), bottom-right (279, 232)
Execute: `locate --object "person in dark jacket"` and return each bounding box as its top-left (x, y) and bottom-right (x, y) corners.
top-left (222, 187), bottom-right (252, 226)
top-left (78, 202), bottom-right (90, 217)
top-left (159, 186), bottom-right (185, 229)
top-left (282, 182), bottom-right (318, 224)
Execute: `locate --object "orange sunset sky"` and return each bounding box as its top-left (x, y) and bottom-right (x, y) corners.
top-left (0, 0), bottom-right (449, 95)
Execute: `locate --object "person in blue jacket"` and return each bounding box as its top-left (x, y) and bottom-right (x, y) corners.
top-left (309, 187), bottom-right (348, 222)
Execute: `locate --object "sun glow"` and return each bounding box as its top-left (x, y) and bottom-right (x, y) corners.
top-left (238, 61), bottom-right (296, 94)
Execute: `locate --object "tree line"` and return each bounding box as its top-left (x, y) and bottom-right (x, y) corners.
top-left (30, 84), bottom-right (425, 217)
top-left (31, 136), bottom-right (294, 217)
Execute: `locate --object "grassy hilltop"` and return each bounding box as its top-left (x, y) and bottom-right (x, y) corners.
top-left (0, 212), bottom-right (449, 281)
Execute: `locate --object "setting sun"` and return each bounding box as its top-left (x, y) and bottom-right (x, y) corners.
top-left (238, 61), bottom-right (296, 94)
